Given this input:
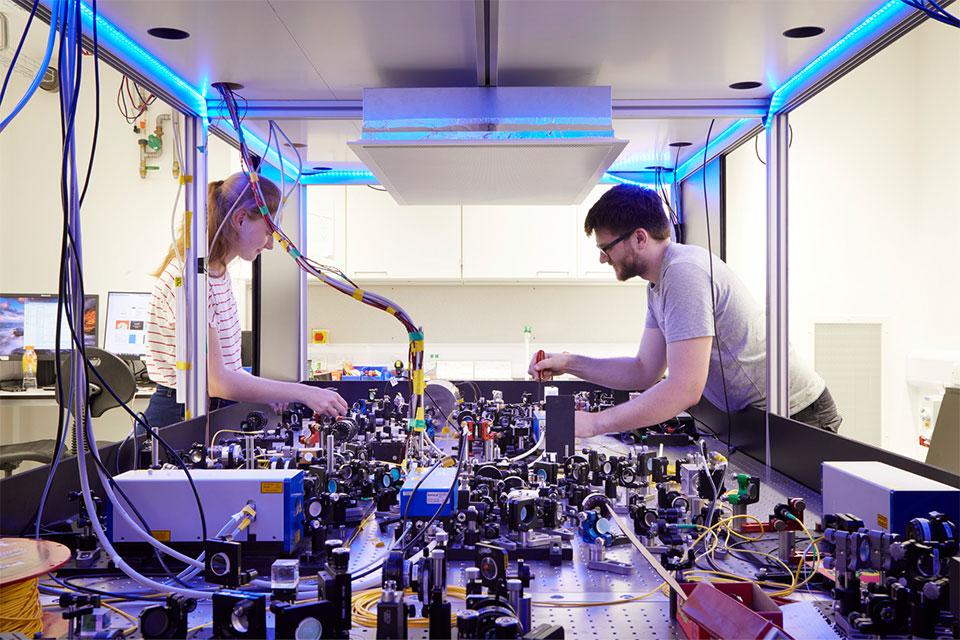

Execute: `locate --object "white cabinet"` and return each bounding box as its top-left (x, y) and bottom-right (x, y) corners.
top-left (576, 184), bottom-right (617, 281)
top-left (462, 205), bottom-right (578, 280)
top-left (306, 186), bottom-right (347, 273)
top-left (345, 187), bottom-right (461, 280)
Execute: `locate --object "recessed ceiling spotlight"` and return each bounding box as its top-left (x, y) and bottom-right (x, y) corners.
top-left (668, 142), bottom-right (692, 148)
top-left (729, 81), bottom-right (762, 90)
top-left (211, 81), bottom-right (244, 91)
top-left (284, 142), bottom-right (308, 149)
top-left (783, 26), bottom-right (825, 38)
top-left (312, 166), bottom-right (333, 172)
top-left (147, 27), bottom-right (190, 40)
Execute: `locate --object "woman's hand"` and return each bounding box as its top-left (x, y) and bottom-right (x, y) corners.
top-left (299, 386), bottom-right (348, 417)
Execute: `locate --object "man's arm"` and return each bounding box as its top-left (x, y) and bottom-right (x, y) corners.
top-left (530, 327), bottom-right (668, 391)
top-left (577, 336), bottom-right (712, 436)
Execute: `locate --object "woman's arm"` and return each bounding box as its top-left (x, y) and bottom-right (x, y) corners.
top-left (206, 325), bottom-right (347, 416)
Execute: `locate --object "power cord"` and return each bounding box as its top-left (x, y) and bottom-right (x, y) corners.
top-left (701, 119), bottom-right (735, 454)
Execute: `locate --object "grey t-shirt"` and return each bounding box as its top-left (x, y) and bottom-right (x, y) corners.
top-left (645, 242), bottom-right (823, 415)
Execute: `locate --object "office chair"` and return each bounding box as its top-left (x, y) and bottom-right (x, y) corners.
top-left (0, 348), bottom-right (136, 476)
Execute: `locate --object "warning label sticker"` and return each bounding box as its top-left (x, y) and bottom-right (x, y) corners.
top-left (425, 492), bottom-right (446, 505)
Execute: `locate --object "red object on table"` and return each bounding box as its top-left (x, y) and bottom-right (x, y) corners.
top-left (677, 582), bottom-right (792, 639)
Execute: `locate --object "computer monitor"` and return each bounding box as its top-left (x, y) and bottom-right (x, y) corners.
top-left (0, 293), bottom-right (99, 360)
top-left (104, 292), bottom-right (151, 358)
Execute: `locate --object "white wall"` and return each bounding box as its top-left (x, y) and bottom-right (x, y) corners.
top-left (0, 39), bottom-right (236, 446)
top-left (724, 20), bottom-right (960, 459)
top-left (307, 283), bottom-right (649, 379)
top-left (0, 52), bottom-right (236, 344)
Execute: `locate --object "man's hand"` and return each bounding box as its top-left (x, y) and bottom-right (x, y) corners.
top-left (528, 352), bottom-right (570, 381)
top-left (575, 411), bottom-right (603, 438)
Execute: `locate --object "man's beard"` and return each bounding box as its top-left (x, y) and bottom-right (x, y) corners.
top-left (615, 255), bottom-right (644, 281)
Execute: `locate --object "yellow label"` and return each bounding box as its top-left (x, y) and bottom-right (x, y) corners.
top-left (260, 481), bottom-right (283, 494)
top-left (151, 530), bottom-right (171, 542)
top-left (352, 289), bottom-right (365, 301)
top-left (184, 211), bottom-right (193, 248)
top-left (877, 514), bottom-right (889, 530)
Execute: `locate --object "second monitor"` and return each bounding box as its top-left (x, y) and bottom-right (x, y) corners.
top-left (104, 292), bottom-right (151, 358)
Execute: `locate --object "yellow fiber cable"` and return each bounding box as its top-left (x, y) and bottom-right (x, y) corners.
top-left (352, 587), bottom-right (468, 629)
top-left (101, 602), bottom-right (139, 637)
top-left (0, 578), bottom-right (43, 635)
top-left (352, 580), bottom-right (671, 629)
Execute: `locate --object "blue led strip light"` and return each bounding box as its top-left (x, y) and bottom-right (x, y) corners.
top-left (212, 119), bottom-right (301, 181)
top-left (766, 0), bottom-right (910, 122)
top-left (77, 2), bottom-right (205, 116)
top-left (675, 1), bottom-right (913, 184)
top-left (300, 170), bottom-right (379, 186)
top-left (362, 130), bottom-right (615, 141)
top-left (675, 118), bottom-right (756, 181)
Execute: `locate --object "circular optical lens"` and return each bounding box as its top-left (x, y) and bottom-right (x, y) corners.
top-left (209, 552), bottom-right (230, 576)
top-left (479, 556), bottom-right (498, 580)
top-left (295, 617), bottom-right (323, 640)
top-left (230, 605), bottom-right (250, 633)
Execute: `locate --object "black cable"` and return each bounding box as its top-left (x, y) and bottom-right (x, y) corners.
top-left (400, 427), bottom-right (469, 553)
top-left (41, 3), bottom-right (174, 571)
top-left (45, 573), bottom-right (164, 602)
top-left (701, 119), bottom-right (734, 454)
top-left (753, 126), bottom-right (792, 166)
top-left (33, 0), bottom-right (209, 554)
top-left (671, 146), bottom-right (684, 243)
top-left (0, 0), bottom-right (40, 109)
top-left (78, 0), bottom-right (100, 209)
top-left (24, 0), bottom-right (85, 537)
top-left (352, 425), bottom-right (470, 582)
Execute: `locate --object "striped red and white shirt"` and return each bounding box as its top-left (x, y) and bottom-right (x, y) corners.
top-left (145, 261), bottom-right (243, 388)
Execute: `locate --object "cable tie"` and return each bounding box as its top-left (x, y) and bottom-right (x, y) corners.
top-left (184, 211), bottom-right (193, 248)
top-left (175, 361), bottom-right (191, 371)
top-left (249, 172), bottom-right (259, 183)
top-left (174, 277), bottom-right (183, 287)
top-left (179, 175), bottom-right (193, 184)
top-left (408, 331), bottom-right (424, 341)
top-left (259, 205), bottom-right (270, 217)
top-left (272, 231), bottom-right (282, 242)
top-left (386, 306), bottom-right (396, 316)
top-left (352, 289), bottom-right (365, 301)
top-left (289, 247), bottom-right (301, 259)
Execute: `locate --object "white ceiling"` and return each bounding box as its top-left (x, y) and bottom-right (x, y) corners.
top-left (5, 0), bottom-right (891, 170)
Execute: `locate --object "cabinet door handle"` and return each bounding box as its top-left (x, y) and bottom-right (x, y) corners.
top-left (353, 271), bottom-right (389, 277)
top-left (536, 271), bottom-right (570, 278)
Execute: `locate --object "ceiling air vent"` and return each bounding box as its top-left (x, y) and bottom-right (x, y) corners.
top-left (348, 86), bottom-right (626, 206)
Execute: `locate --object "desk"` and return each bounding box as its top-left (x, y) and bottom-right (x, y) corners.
top-left (0, 387), bottom-right (156, 473)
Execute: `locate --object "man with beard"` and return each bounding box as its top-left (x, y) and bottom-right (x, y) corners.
top-left (529, 185), bottom-right (841, 438)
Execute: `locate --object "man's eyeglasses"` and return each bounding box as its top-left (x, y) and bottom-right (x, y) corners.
top-left (598, 228), bottom-right (637, 260)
